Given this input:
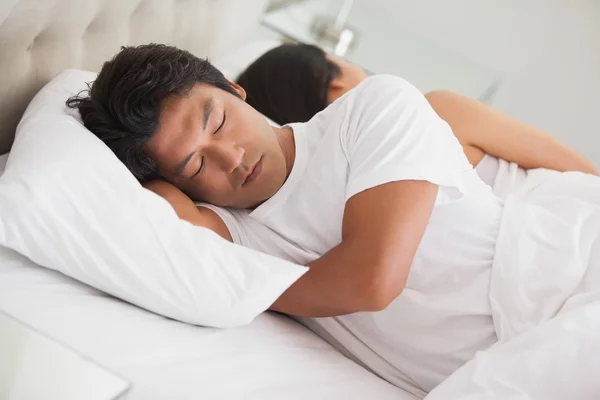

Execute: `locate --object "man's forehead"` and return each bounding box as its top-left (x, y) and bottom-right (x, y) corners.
top-left (149, 99), bottom-right (194, 156)
top-left (150, 94), bottom-right (215, 165)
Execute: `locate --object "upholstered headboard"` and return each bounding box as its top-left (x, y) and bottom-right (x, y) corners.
top-left (0, 0), bottom-right (268, 154)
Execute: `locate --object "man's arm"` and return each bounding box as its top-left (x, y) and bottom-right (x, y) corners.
top-left (270, 179), bottom-right (438, 317)
top-left (147, 178), bottom-right (436, 318)
top-left (270, 77), bottom-right (462, 318)
top-left (425, 90), bottom-right (599, 175)
top-left (143, 180), bottom-right (233, 242)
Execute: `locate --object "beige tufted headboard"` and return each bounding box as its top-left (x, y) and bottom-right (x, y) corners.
top-left (0, 0), bottom-right (268, 154)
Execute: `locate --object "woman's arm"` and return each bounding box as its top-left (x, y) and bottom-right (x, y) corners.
top-left (425, 90), bottom-right (599, 175)
top-left (143, 180), bottom-right (233, 242)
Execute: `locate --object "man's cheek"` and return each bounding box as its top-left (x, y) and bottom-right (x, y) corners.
top-left (189, 185), bottom-right (207, 203)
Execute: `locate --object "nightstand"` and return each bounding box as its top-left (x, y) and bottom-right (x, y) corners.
top-left (0, 311), bottom-right (130, 400)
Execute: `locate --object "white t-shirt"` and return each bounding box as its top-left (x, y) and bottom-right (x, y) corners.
top-left (202, 75), bottom-right (505, 397)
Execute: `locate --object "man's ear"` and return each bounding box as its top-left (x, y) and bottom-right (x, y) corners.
top-left (226, 79), bottom-right (247, 101)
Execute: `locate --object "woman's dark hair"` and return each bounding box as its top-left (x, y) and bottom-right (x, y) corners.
top-left (66, 43), bottom-right (239, 182)
top-left (236, 43), bottom-right (341, 126)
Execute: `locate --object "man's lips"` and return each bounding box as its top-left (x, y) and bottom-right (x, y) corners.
top-left (242, 156), bottom-right (263, 186)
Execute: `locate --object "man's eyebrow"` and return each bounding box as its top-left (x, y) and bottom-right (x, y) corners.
top-left (173, 97), bottom-right (214, 177)
top-left (203, 97), bottom-right (214, 131)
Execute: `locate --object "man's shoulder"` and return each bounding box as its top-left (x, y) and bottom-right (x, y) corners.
top-left (347, 74), bottom-right (423, 104)
top-left (359, 74), bottom-right (413, 87)
top-left (334, 75), bottom-right (424, 121)
top-left (290, 75), bottom-right (425, 151)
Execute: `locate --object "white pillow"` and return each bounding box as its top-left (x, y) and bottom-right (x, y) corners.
top-left (0, 69), bottom-right (307, 328)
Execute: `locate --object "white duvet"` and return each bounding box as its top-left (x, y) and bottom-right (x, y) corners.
top-left (427, 159), bottom-right (600, 399)
top-left (2, 147), bottom-right (599, 399)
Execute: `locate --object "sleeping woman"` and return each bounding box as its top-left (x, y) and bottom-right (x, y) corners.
top-left (236, 43), bottom-right (599, 197)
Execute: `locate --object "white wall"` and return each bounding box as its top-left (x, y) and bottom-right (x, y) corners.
top-left (363, 0), bottom-right (600, 166)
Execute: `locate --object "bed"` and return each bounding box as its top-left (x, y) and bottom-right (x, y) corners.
top-left (0, 1), bottom-right (417, 399)
top-left (0, 224), bottom-right (408, 399)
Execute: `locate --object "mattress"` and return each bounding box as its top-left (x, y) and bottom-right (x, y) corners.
top-left (0, 153), bottom-right (415, 399)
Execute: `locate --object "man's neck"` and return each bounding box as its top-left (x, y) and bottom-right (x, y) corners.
top-left (275, 126), bottom-right (296, 180)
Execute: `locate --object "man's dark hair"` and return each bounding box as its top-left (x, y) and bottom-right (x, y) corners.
top-left (236, 43), bottom-right (341, 126)
top-left (66, 43), bottom-right (239, 182)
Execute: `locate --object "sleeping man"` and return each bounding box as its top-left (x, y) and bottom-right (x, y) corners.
top-left (68, 44), bottom-right (600, 397)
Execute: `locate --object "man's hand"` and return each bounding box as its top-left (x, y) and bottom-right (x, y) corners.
top-left (144, 180), bottom-right (233, 242)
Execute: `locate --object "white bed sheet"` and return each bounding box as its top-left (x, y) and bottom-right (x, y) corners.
top-left (0, 153), bottom-right (414, 400)
top-left (0, 247), bottom-right (416, 399)
top-left (425, 168), bottom-right (600, 399)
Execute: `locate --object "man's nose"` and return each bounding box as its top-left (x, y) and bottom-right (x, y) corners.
top-left (208, 141), bottom-right (245, 173)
